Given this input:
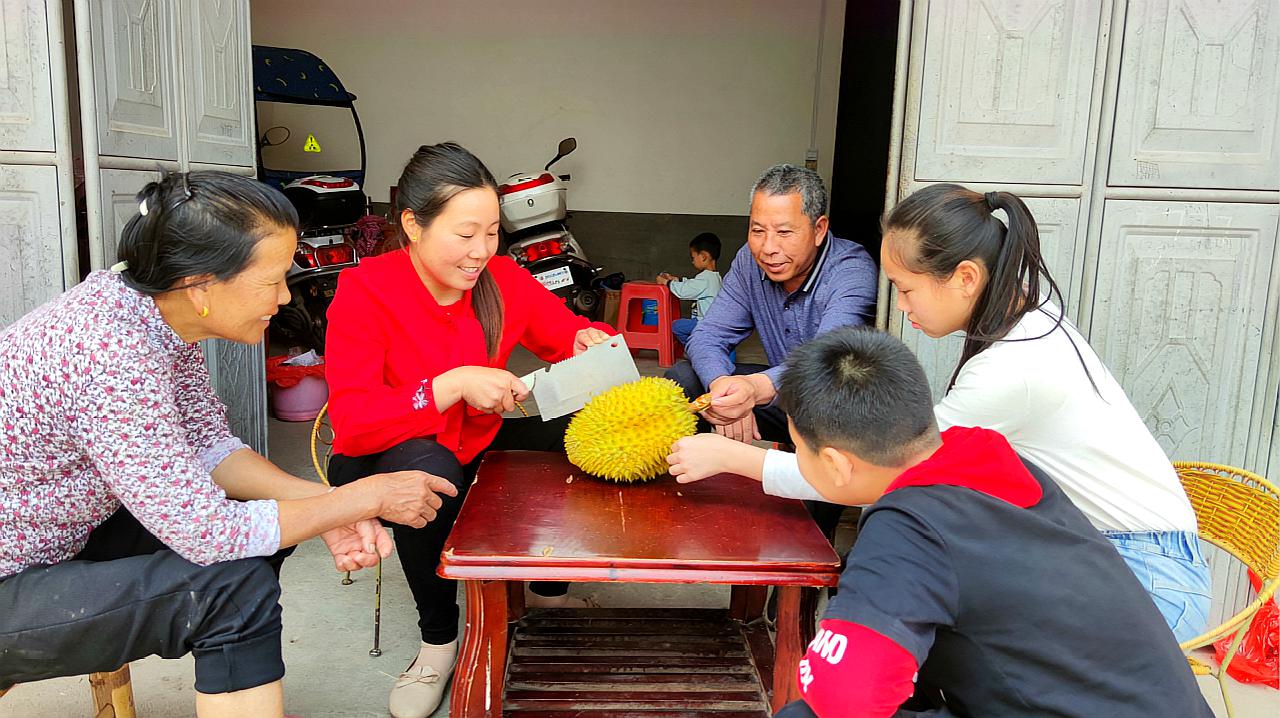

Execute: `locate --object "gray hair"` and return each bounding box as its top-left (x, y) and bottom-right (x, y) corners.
top-left (751, 164), bottom-right (829, 226)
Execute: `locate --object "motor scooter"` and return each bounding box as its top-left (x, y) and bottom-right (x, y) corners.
top-left (499, 138), bottom-right (601, 319)
top-left (270, 175), bottom-right (363, 353)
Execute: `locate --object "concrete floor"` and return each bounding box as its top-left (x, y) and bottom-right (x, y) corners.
top-left (4, 343), bottom-right (1279, 716)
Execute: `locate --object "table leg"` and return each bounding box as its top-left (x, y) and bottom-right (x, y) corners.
top-left (451, 579), bottom-right (510, 718)
top-left (729, 585), bottom-right (768, 622)
top-left (507, 580), bottom-right (526, 622)
top-left (771, 585), bottom-right (805, 712)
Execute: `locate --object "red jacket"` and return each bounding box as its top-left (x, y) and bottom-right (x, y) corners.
top-left (325, 250), bottom-right (613, 463)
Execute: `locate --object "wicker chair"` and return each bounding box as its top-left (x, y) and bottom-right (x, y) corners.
top-left (311, 402), bottom-right (385, 656)
top-left (1174, 462), bottom-right (1280, 718)
top-left (0, 665), bottom-right (135, 717)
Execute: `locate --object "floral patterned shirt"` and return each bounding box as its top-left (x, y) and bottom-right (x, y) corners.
top-left (0, 271), bottom-right (280, 579)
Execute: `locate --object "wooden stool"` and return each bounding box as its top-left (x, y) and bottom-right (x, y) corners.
top-left (617, 281), bottom-right (682, 367)
top-left (1, 665), bottom-right (135, 717)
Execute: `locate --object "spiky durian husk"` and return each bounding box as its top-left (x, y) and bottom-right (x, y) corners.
top-left (565, 377), bottom-right (697, 482)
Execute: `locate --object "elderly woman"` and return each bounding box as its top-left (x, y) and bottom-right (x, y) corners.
top-left (0, 172), bottom-right (453, 718)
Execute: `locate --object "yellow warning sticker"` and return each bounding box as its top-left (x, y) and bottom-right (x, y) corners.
top-left (303, 134), bottom-right (322, 153)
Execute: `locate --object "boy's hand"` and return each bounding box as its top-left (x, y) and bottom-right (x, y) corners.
top-left (656, 273), bottom-right (674, 286)
top-left (668, 433), bottom-right (767, 483)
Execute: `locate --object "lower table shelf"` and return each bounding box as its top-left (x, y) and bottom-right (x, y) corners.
top-left (502, 608), bottom-right (777, 717)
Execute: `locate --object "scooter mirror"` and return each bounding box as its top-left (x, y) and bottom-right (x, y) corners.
top-left (544, 137), bottom-right (578, 171)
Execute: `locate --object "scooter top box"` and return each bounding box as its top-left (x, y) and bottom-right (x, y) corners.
top-left (498, 171), bottom-right (566, 233)
top-left (283, 175), bottom-right (366, 230)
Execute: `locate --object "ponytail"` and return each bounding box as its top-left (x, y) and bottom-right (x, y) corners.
top-left (885, 183), bottom-right (1094, 392)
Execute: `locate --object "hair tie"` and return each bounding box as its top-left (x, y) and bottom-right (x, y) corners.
top-left (984, 191), bottom-right (999, 212)
top-left (138, 199), bottom-right (149, 216)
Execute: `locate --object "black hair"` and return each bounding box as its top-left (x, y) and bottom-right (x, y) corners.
top-left (395, 142), bottom-right (504, 358)
top-left (779, 327), bottom-right (938, 467)
top-left (883, 183), bottom-right (1095, 392)
top-left (117, 171), bottom-right (298, 295)
top-left (689, 232), bottom-right (721, 261)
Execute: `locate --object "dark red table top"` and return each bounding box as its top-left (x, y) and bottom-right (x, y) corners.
top-left (439, 451), bottom-right (841, 586)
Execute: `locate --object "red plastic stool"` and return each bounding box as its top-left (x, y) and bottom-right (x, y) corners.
top-left (617, 281), bottom-right (682, 367)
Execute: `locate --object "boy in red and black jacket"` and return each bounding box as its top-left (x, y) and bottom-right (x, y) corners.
top-left (773, 328), bottom-right (1212, 718)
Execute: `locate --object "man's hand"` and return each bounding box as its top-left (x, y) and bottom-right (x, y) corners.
top-left (715, 413), bottom-right (760, 444)
top-left (355, 470), bottom-right (458, 528)
top-left (667, 433), bottom-right (768, 483)
top-left (573, 327), bottom-right (613, 355)
top-left (320, 519), bottom-right (393, 572)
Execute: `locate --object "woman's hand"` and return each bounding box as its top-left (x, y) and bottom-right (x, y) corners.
top-left (573, 327), bottom-right (613, 356)
top-left (667, 433), bottom-right (768, 483)
top-left (320, 519), bottom-right (393, 572)
top-left (435, 366), bottom-right (530, 414)
top-left (351, 470), bottom-right (458, 527)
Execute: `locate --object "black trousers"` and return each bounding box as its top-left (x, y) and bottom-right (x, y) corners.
top-left (328, 416), bottom-right (573, 644)
top-left (664, 359), bottom-right (847, 542)
top-left (0, 508), bottom-right (288, 694)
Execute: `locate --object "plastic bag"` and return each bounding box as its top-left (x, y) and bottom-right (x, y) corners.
top-left (266, 353), bottom-right (326, 389)
top-left (1213, 569), bottom-right (1279, 689)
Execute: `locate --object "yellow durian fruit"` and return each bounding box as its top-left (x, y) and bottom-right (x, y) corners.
top-left (565, 377), bottom-right (699, 482)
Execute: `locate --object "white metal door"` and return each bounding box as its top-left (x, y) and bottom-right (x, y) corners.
top-left (0, 0), bottom-right (56, 152)
top-left (91, 0), bottom-right (180, 160)
top-left (1090, 200), bottom-right (1279, 465)
top-left (1108, 0), bottom-right (1280, 190)
top-left (0, 164), bottom-right (63, 327)
top-left (182, 0), bottom-right (254, 166)
top-left (912, 0), bottom-right (1103, 185)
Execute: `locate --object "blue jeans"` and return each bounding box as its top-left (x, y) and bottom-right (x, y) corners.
top-left (1103, 530), bottom-right (1211, 643)
top-left (672, 318), bottom-right (698, 345)
top-left (671, 318), bottom-right (734, 361)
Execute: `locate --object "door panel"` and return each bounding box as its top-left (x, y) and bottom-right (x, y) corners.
top-left (1109, 0), bottom-right (1280, 189)
top-left (92, 0), bottom-right (180, 160)
top-left (913, 0), bottom-right (1102, 184)
top-left (1090, 200), bottom-right (1279, 464)
top-left (183, 0), bottom-right (254, 166)
top-left (0, 0), bottom-right (55, 152)
top-left (0, 164), bottom-right (62, 327)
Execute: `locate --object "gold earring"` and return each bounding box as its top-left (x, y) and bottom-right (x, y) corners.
top-left (199, 306), bottom-right (209, 318)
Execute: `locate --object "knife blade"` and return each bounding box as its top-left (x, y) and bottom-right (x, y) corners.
top-left (517, 335), bottom-right (641, 420)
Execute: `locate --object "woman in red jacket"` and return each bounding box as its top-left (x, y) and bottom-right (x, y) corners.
top-left (325, 142), bottom-right (613, 718)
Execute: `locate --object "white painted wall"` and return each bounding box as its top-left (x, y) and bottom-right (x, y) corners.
top-left (250, 0), bottom-right (845, 214)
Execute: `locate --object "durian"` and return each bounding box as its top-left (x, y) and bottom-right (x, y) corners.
top-left (565, 377), bottom-right (710, 483)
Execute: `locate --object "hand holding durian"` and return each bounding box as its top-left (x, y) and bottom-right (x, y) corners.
top-left (564, 377), bottom-right (712, 482)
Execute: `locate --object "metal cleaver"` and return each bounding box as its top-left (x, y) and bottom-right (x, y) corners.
top-left (517, 335), bottom-right (641, 420)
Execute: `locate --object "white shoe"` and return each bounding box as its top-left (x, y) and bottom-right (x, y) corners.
top-left (388, 652), bottom-right (455, 718)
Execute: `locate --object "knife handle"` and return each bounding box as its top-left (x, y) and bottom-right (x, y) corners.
top-left (687, 393), bottom-right (713, 413)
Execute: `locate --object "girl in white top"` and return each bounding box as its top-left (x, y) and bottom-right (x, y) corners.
top-left (667, 183), bottom-right (1209, 642)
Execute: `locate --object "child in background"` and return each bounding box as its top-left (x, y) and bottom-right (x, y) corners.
top-left (657, 232), bottom-right (723, 346)
top-left (769, 328), bottom-right (1212, 718)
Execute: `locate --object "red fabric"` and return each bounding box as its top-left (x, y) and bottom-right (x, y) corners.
top-left (797, 618), bottom-right (919, 717)
top-left (265, 354), bottom-right (326, 388)
top-left (885, 426), bottom-right (1043, 508)
top-left (324, 251), bottom-right (614, 462)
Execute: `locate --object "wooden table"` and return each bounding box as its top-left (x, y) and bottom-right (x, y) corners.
top-left (439, 451), bottom-right (841, 717)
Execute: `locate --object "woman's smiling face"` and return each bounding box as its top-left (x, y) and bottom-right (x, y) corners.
top-left (403, 187), bottom-right (501, 304)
